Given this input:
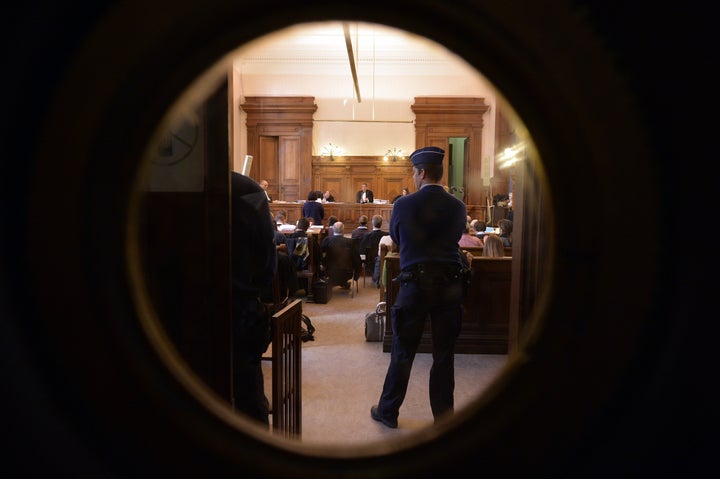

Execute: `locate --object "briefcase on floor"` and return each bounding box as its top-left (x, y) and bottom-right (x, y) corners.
top-left (365, 301), bottom-right (386, 342)
top-left (312, 279), bottom-right (331, 304)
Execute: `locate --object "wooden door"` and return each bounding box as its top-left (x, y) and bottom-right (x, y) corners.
top-left (258, 136), bottom-right (279, 198)
top-left (279, 136), bottom-right (302, 201)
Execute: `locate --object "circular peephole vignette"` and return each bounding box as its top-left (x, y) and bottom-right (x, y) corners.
top-left (22, 1), bottom-right (660, 477)
top-left (132, 18), bottom-right (551, 454)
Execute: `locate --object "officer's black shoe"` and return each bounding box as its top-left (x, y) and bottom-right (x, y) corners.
top-left (370, 406), bottom-right (398, 429)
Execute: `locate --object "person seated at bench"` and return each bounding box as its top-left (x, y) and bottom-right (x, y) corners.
top-left (459, 222), bottom-right (483, 247)
top-left (286, 218), bottom-right (313, 270)
top-left (359, 214), bottom-right (389, 286)
top-left (351, 215), bottom-right (370, 241)
top-left (473, 219), bottom-right (487, 241)
top-left (374, 234), bottom-right (395, 289)
top-left (498, 218), bottom-right (513, 247)
top-left (322, 221), bottom-right (361, 289)
top-left (482, 234), bottom-right (505, 257)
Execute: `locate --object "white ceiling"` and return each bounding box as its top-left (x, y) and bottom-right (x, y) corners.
top-left (230, 21), bottom-right (489, 100)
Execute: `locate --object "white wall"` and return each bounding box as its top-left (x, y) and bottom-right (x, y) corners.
top-left (231, 66), bottom-right (500, 176)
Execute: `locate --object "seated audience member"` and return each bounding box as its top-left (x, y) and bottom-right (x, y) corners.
top-left (290, 217), bottom-right (309, 238)
top-left (373, 234), bottom-right (396, 288)
top-left (321, 220), bottom-right (340, 249)
top-left (272, 220), bottom-right (286, 247)
top-left (287, 217), bottom-right (310, 269)
top-left (275, 210), bottom-right (295, 233)
top-left (498, 218), bottom-right (513, 247)
top-left (285, 217), bottom-right (321, 288)
top-left (359, 214), bottom-right (389, 285)
top-left (322, 222), bottom-right (361, 288)
top-left (459, 223), bottom-right (483, 247)
top-left (351, 215), bottom-right (370, 240)
top-left (272, 225), bottom-right (304, 298)
top-left (482, 234), bottom-right (505, 257)
top-left (507, 191), bottom-right (514, 222)
top-left (380, 240), bottom-right (400, 290)
top-left (322, 190), bottom-right (335, 203)
top-left (392, 187), bottom-right (410, 203)
top-left (301, 190), bottom-right (325, 226)
top-left (323, 215), bottom-right (338, 236)
top-left (473, 220), bottom-right (487, 240)
top-left (275, 210), bottom-right (287, 226)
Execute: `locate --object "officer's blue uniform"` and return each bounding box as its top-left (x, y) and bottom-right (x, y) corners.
top-left (373, 147), bottom-right (467, 427)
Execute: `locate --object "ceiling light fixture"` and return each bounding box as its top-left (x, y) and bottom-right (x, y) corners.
top-left (320, 143), bottom-right (343, 161)
top-left (383, 147), bottom-right (404, 162)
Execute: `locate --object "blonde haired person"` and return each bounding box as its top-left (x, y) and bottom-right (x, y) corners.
top-left (482, 234), bottom-right (505, 257)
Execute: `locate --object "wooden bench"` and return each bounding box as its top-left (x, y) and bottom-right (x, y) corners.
top-left (382, 255), bottom-right (512, 354)
top-left (459, 245), bottom-right (513, 257)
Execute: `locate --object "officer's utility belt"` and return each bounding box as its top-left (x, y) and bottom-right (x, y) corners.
top-left (393, 263), bottom-right (463, 284)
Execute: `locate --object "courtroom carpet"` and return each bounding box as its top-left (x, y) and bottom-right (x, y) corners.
top-left (263, 274), bottom-right (508, 449)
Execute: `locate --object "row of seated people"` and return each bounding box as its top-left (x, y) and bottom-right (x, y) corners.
top-left (375, 233), bottom-right (510, 302)
top-left (273, 217), bottom-right (365, 298)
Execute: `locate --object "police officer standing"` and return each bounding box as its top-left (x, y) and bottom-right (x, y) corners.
top-left (371, 146), bottom-right (468, 428)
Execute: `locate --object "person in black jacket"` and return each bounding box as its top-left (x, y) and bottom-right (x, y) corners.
top-left (356, 182), bottom-right (374, 204)
top-left (230, 172), bottom-right (277, 427)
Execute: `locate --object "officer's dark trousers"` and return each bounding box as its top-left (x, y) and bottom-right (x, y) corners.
top-left (376, 274), bottom-right (463, 423)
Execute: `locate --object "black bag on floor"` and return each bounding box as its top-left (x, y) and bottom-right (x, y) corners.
top-left (365, 301), bottom-right (386, 342)
top-left (313, 279), bottom-right (331, 304)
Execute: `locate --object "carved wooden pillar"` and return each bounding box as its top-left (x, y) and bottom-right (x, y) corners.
top-left (412, 97), bottom-right (489, 205)
top-left (241, 96), bottom-right (317, 201)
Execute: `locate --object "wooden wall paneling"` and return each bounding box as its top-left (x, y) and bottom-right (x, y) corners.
top-left (258, 136), bottom-right (279, 197)
top-left (312, 163), bottom-right (345, 204)
top-left (466, 205), bottom-right (489, 222)
top-left (322, 179), bottom-right (343, 202)
top-left (298, 124), bottom-right (315, 201)
top-left (279, 135), bottom-right (301, 201)
top-left (381, 177), bottom-right (407, 202)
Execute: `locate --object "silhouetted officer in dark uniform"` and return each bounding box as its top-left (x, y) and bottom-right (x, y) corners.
top-left (371, 146), bottom-right (469, 428)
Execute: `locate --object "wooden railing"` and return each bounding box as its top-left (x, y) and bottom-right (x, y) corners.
top-left (266, 299), bottom-right (303, 437)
